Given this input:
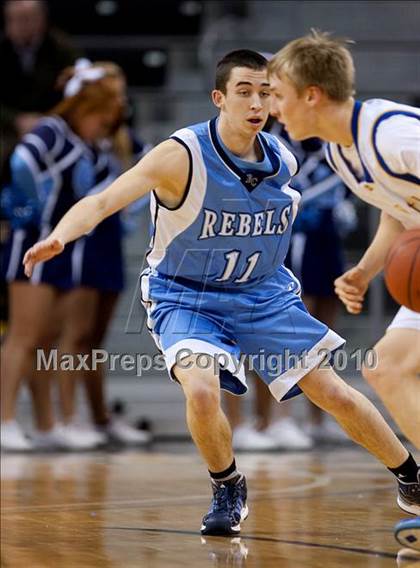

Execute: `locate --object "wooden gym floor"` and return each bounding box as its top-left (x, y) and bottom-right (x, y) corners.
top-left (1, 446), bottom-right (418, 567)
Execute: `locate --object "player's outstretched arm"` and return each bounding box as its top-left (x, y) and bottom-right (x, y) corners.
top-left (23, 140), bottom-right (189, 277)
top-left (334, 212), bottom-right (404, 313)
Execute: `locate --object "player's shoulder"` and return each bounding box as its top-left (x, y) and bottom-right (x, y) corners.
top-left (359, 99), bottom-right (420, 179)
top-left (361, 98), bottom-right (420, 128)
top-left (170, 120), bottom-right (210, 145)
top-left (363, 99), bottom-right (419, 153)
top-left (141, 138), bottom-right (190, 182)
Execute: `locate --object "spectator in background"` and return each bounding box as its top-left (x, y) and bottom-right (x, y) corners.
top-left (0, 0), bottom-right (80, 179)
top-left (50, 61), bottom-right (152, 447)
top-left (0, 66), bottom-right (121, 451)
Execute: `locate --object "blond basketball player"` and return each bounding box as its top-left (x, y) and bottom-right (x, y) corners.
top-left (268, 30), bottom-right (420, 551)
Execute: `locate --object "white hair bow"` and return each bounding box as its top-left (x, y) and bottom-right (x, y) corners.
top-left (64, 58), bottom-right (106, 98)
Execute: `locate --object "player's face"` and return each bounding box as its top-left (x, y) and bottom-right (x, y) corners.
top-left (269, 74), bottom-right (316, 140)
top-left (214, 67), bottom-right (271, 135)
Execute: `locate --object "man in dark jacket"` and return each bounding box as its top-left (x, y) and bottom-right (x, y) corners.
top-left (1, 0), bottom-right (80, 178)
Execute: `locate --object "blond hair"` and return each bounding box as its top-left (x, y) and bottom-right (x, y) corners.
top-left (268, 30), bottom-right (355, 101)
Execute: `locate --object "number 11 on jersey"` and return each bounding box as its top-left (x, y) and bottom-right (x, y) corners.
top-left (215, 250), bottom-right (261, 283)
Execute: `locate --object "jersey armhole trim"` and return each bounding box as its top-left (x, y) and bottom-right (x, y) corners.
top-left (152, 136), bottom-right (193, 211)
top-left (145, 199), bottom-right (160, 263)
top-left (372, 111), bottom-right (420, 186)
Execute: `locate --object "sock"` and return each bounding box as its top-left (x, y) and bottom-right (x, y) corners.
top-left (209, 459), bottom-right (241, 484)
top-left (389, 453), bottom-right (419, 483)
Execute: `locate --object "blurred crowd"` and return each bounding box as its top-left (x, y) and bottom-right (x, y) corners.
top-left (1, 0), bottom-right (151, 451)
top-left (1, 0), bottom-right (356, 453)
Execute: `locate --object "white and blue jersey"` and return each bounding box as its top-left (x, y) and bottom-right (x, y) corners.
top-left (325, 99), bottom-right (420, 230)
top-left (325, 98), bottom-right (420, 328)
top-left (2, 115), bottom-right (95, 289)
top-left (141, 118), bottom-right (345, 401)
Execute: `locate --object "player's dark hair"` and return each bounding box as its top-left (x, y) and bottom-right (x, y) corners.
top-left (215, 50), bottom-right (268, 93)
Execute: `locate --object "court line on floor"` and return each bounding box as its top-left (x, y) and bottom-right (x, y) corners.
top-left (2, 485), bottom-right (397, 515)
top-left (0, 475), bottom-right (331, 513)
top-left (103, 526), bottom-right (399, 560)
top-left (1, 478), bottom-right (398, 514)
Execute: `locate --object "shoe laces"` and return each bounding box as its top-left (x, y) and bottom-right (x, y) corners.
top-left (210, 479), bottom-right (243, 519)
top-left (211, 483), bottom-right (230, 513)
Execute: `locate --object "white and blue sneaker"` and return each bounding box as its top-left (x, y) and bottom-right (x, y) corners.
top-left (201, 475), bottom-right (248, 536)
top-left (395, 517), bottom-right (420, 551)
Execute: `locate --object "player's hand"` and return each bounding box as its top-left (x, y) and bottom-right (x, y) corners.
top-left (334, 266), bottom-right (369, 314)
top-left (23, 237), bottom-right (64, 277)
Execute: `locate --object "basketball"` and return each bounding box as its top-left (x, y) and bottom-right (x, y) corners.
top-left (384, 229), bottom-right (420, 312)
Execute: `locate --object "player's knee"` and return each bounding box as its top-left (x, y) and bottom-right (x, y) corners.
top-left (175, 357), bottom-right (220, 412)
top-left (362, 357), bottom-right (413, 395)
top-left (362, 357), bottom-right (393, 389)
top-left (301, 369), bottom-right (350, 411)
top-left (311, 380), bottom-right (356, 416)
top-left (187, 383), bottom-right (220, 416)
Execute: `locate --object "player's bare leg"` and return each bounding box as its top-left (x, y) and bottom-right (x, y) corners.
top-left (300, 366), bottom-right (420, 513)
top-left (362, 328), bottom-right (420, 449)
top-left (175, 354), bottom-right (234, 471)
top-left (175, 354), bottom-right (248, 535)
top-left (299, 366), bottom-right (408, 466)
top-left (304, 295), bottom-right (347, 442)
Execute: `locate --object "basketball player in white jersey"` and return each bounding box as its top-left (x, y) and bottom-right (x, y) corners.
top-left (268, 30), bottom-right (420, 551)
top-left (23, 50), bottom-right (419, 536)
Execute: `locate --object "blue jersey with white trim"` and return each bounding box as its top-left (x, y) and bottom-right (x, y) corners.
top-left (5, 115), bottom-right (95, 230)
top-left (325, 99), bottom-right (420, 229)
top-left (147, 118), bottom-right (301, 287)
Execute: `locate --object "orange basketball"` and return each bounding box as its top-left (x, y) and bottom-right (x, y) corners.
top-left (384, 229), bottom-right (420, 312)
